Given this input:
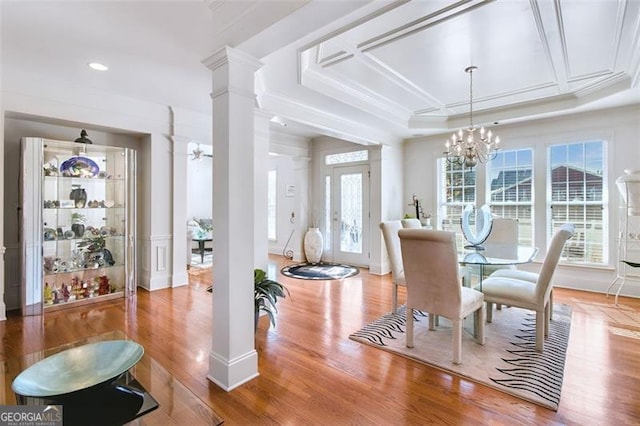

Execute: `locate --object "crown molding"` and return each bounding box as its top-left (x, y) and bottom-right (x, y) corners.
top-left (358, 0), bottom-right (495, 53)
top-left (203, 46), bottom-right (263, 73)
top-left (302, 67), bottom-right (410, 126)
top-left (261, 91), bottom-right (401, 146)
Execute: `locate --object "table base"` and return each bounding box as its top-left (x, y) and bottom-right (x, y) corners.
top-left (16, 373), bottom-right (158, 426)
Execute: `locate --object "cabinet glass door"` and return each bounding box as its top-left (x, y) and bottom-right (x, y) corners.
top-left (20, 138), bottom-right (136, 315)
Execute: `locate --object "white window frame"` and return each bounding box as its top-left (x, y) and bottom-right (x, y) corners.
top-left (438, 159), bottom-right (477, 248)
top-left (546, 140), bottom-right (608, 265)
top-left (486, 148), bottom-right (534, 247)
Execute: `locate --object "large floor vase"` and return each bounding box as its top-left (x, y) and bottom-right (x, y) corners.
top-left (304, 228), bottom-right (323, 264)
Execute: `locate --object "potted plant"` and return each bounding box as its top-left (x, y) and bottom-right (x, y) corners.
top-left (254, 268), bottom-right (289, 330)
top-left (77, 233), bottom-right (115, 267)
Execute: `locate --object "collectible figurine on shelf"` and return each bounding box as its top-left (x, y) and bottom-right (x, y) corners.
top-left (43, 283), bottom-right (53, 305)
top-left (52, 284), bottom-right (60, 304)
top-left (62, 283), bottom-right (70, 302)
top-left (98, 275), bottom-right (111, 295)
top-left (71, 276), bottom-right (82, 299)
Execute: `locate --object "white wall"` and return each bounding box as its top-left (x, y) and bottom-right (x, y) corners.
top-left (267, 131), bottom-right (311, 262)
top-left (0, 70), bottom-right (212, 314)
top-left (372, 143), bottom-right (404, 275)
top-left (186, 142), bottom-right (213, 220)
top-left (403, 104), bottom-right (640, 296)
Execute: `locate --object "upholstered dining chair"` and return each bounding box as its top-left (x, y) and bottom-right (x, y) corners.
top-left (464, 217), bottom-right (519, 286)
top-left (401, 218), bottom-right (422, 229)
top-left (481, 223), bottom-right (575, 352)
top-left (379, 221), bottom-right (405, 313)
top-left (398, 229), bottom-right (485, 365)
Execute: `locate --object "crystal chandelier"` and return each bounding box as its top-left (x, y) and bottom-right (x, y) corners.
top-left (444, 66), bottom-right (500, 168)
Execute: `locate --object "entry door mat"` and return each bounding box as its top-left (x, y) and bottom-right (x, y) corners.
top-left (281, 262), bottom-right (359, 280)
top-left (349, 304), bottom-right (572, 411)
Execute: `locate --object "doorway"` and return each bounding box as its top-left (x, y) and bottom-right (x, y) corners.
top-left (328, 164), bottom-right (370, 266)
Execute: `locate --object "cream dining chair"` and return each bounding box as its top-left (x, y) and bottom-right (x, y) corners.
top-left (465, 217), bottom-right (519, 283)
top-left (481, 223), bottom-right (575, 352)
top-left (399, 228), bottom-right (485, 365)
top-left (379, 221), bottom-right (406, 313)
top-left (401, 218), bottom-right (422, 229)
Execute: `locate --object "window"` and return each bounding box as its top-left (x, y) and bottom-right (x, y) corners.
top-left (548, 141), bottom-right (607, 264)
top-left (439, 160), bottom-right (476, 247)
top-left (487, 149), bottom-right (534, 246)
top-left (325, 150), bottom-right (368, 165)
top-left (267, 170), bottom-right (277, 240)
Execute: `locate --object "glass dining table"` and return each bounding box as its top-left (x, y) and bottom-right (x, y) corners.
top-left (458, 243), bottom-right (538, 290)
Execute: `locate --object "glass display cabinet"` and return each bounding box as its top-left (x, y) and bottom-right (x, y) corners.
top-left (608, 170), bottom-right (640, 304)
top-left (20, 138), bottom-right (136, 315)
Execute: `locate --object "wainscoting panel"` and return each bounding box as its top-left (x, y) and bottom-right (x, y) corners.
top-left (138, 235), bottom-right (172, 291)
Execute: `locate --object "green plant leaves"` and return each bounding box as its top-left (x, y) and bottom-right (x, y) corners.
top-left (254, 268), bottom-right (289, 328)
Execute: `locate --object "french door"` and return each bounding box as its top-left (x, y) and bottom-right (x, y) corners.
top-left (328, 164), bottom-right (370, 266)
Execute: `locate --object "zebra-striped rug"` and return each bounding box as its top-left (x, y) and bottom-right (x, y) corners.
top-left (349, 304), bottom-right (571, 411)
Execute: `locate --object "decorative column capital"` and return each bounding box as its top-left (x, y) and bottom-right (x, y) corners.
top-left (203, 45), bottom-right (263, 73)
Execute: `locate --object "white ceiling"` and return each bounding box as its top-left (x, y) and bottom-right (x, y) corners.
top-left (2, 0), bottom-right (640, 145)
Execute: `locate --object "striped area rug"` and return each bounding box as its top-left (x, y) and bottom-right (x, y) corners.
top-left (349, 304), bottom-right (571, 411)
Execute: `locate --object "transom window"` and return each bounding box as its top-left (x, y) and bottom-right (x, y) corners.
top-left (325, 150), bottom-right (368, 165)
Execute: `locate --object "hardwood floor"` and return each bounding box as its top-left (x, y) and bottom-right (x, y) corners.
top-left (2, 255), bottom-right (640, 425)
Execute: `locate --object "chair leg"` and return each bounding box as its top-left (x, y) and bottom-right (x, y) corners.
top-left (549, 290), bottom-right (554, 321)
top-left (475, 305), bottom-right (486, 345)
top-left (544, 302), bottom-right (550, 336)
top-left (535, 310), bottom-right (545, 352)
top-left (392, 285), bottom-right (398, 314)
top-left (453, 319), bottom-right (462, 364)
top-left (406, 307), bottom-right (414, 348)
top-left (486, 302), bottom-right (493, 323)
top-left (428, 312), bottom-right (436, 330)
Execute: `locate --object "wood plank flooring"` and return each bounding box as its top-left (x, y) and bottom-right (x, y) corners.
top-left (2, 255), bottom-right (639, 425)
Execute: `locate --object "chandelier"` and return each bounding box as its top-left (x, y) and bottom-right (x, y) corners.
top-left (444, 65), bottom-right (500, 168)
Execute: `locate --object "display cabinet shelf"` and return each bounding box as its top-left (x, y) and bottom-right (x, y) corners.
top-left (20, 137), bottom-right (136, 316)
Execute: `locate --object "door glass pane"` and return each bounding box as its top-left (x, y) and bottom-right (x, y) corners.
top-left (324, 175), bottom-right (331, 251)
top-left (340, 173), bottom-right (362, 253)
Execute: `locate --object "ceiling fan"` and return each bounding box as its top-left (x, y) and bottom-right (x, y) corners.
top-left (191, 144), bottom-right (212, 160)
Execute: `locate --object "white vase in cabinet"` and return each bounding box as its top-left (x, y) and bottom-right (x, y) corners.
top-left (304, 228), bottom-right (323, 264)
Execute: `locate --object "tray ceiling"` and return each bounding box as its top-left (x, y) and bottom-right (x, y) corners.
top-left (293, 0), bottom-right (640, 139)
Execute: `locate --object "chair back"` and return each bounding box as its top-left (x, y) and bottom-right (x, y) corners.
top-left (535, 223), bottom-right (576, 301)
top-left (379, 221), bottom-right (404, 279)
top-left (484, 217), bottom-right (519, 257)
top-left (398, 229), bottom-right (461, 317)
top-left (401, 218), bottom-right (422, 229)
top-left (486, 217), bottom-right (518, 244)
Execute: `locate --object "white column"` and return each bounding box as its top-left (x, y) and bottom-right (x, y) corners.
top-left (0, 6), bottom-right (6, 320)
top-left (203, 46), bottom-right (262, 390)
top-left (254, 109), bottom-right (271, 271)
top-left (171, 135), bottom-right (190, 287)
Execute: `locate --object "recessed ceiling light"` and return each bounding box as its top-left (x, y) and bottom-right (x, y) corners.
top-left (88, 62), bottom-right (108, 71)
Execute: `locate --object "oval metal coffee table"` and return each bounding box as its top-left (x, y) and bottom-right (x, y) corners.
top-left (12, 340), bottom-right (154, 426)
